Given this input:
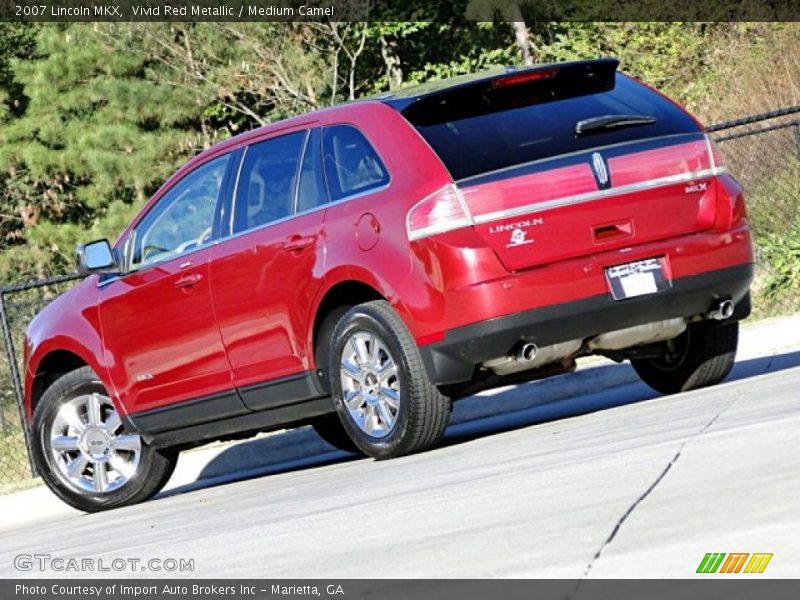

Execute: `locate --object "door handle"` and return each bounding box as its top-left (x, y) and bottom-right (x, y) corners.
top-left (174, 273), bottom-right (203, 289)
top-left (282, 235), bottom-right (316, 252)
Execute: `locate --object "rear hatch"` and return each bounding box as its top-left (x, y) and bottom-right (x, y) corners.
top-left (396, 59), bottom-right (721, 271)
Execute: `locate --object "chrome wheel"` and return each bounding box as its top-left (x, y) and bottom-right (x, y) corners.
top-left (339, 330), bottom-right (401, 438)
top-left (49, 393), bottom-right (141, 494)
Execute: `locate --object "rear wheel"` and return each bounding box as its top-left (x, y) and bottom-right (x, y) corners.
top-left (631, 320), bottom-right (739, 394)
top-left (31, 366), bottom-right (177, 512)
top-left (329, 301), bottom-right (451, 459)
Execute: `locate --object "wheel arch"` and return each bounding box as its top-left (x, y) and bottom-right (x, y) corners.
top-left (310, 278), bottom-right (386, 374)
top-left (26, 340), bottom-right (116, 422)
top-left (29, 349), bottom-right (89, 418)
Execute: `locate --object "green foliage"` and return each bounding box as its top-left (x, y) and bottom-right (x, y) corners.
top-left (0, 24), bottom-right (205, 280)
top-left (539, 23), bottom-right (718, 105)
top-left (0, 23), bottom-right (36, 121)
top-left (0, 425), bottom-right (34, 492)
top-left (1, 17), bottom-right (800, 487)
top-left (0, 19), bottom-right (797, 296)
top-left (755, 219), bottom-right (800, 316)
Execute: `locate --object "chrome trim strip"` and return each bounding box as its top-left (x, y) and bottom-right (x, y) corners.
top-left (408, 218), bottom-right (472, 242)
top-left (98, 276), bottom-right (119, 289)
top-left (471, 167), bottom-right (727, 225)
top-left (456, 132), bottom-right (704, 186)
top-left (329, 180), bottom-right (392, 205)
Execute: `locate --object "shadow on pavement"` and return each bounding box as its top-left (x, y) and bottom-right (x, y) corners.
top-left (161, 349), bottom-right (800, 498)
top-left (445, 349), bottom-right (800, 446)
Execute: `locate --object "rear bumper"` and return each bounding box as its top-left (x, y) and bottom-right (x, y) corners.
top-left (419, 263), bottom-right (753, 385)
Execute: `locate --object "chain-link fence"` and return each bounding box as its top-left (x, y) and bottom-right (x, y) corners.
top-left (0, 276), bottom-right (81, 492)
top-left (708, 106), bottom-right (800, 317)
top-left (1, 105), bottom-right (799, 492)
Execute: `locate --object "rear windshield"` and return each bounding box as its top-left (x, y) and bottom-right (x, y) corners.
top-left (401, 73), bottom-right (701, 181)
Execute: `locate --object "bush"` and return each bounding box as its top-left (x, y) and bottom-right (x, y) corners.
top-left (754, 219), bottom-right (800, 317)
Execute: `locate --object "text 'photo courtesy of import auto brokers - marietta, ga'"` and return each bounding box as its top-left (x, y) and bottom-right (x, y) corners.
top-left (15, 584), bottom-right (345, 597)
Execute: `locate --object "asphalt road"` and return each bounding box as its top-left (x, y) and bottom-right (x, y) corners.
top-left (2, 351), bottom-right (799, 579)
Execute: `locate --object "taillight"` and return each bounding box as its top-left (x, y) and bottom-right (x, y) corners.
top-left (407, 184), bottom-right (473, 241)
top-left (705, 134), bottom-right (727, 172)
top-left (714, 173), bottom-right (747, 230)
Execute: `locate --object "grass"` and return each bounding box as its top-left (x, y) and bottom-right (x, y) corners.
top-left (0, 423), bottom-right (37, 494)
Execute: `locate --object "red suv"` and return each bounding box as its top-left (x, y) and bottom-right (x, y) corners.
top-left (25, 59), bottom-right (753, 511)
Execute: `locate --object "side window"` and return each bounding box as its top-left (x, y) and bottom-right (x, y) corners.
top-left (297, 128), bottom-right (330, 213)
top-left (233, 131), bottom-right (307, 234)
top-left (131, 154), bottom-right (230, 269)
top-left (322, 125), bottom-right (389, 201)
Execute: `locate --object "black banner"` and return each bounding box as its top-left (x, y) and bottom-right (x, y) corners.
top-left (4, 580), bottom-right (800, 600)
top-left (2, 0), bottom-right (800, 22)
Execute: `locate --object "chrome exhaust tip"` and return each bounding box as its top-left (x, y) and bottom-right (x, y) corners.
top-left (516, 343), bottom-right (538, 362)
top-left (706, 299), bottom-right (734, 321)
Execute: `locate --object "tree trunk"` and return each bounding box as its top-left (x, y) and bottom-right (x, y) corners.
top-left (508, 3), bottom-right (533, 66)
top-left (380, 36), bottom-right (403, 90)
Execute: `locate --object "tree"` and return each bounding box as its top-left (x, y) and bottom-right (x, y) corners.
top-left (0, 24), bottom-right (205, 280)
top-left (0, 19), bottom-right (792, 285)
top-left (466, 0), bottom-right (535, 65)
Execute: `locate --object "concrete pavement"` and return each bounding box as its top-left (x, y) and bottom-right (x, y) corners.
top-left (0, 315), bottom-right (798, 578)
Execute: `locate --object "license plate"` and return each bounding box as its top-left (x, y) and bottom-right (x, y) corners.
top-left (605, 257), bottom-right (671, 300)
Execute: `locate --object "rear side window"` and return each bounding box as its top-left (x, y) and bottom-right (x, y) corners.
top-left (402, 72), bottom-right (701, 181)
top-left (322, 125), bottom-right (389, 201)
top-left (233, 131), bottom-right (307, 234)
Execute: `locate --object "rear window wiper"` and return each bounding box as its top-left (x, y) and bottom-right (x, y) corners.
top-left (575, 114), bottom-right (656, 136)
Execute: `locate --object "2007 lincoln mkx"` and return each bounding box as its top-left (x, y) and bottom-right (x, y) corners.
top-left (24, 59), bottom-right (753, 511)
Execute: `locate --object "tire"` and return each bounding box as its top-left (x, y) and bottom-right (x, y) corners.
top-left (312, 306), bottom-right (363, 454)
top-left (311, 415), bottom-right (360, 453)
top-left (328, 300), bottom-right (451, 459)
top-left (31, 366), bottom-right (178, 512)
top-left (631, 320), bottom-right (739, 395)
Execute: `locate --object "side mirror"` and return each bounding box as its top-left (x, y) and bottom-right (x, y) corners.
top-left (76, 239), bottom-right (119, 276)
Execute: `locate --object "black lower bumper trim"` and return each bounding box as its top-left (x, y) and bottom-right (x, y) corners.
top-left (419, 263), bottom-right (753, 385)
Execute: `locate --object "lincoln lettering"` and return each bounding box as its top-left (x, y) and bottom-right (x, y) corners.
top-left (488, 218), bottom-right (544, 234)
top-left (49, 6), bottom-right (91, 17)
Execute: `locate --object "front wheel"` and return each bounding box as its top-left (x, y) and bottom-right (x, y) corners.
top-left (631, 320), bottom-right (739, 394)
top-left (329, 301), bottom-right (451, 459)
top-left (31, 366), bottom-right (177, 512)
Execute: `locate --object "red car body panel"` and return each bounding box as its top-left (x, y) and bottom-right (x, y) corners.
top-left (404, 224), bottom-right (753, 342)
top-left (23, 62), bottom-right (754, 444)
top-left (98, 247), bottom-right (234, 414)
top-left (209, 210), bottom-right (326, 396)
top-left (24, 284), bottom-right (108, 419)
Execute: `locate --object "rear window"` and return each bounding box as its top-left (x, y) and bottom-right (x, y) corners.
top-left (402, 72), bottom-right (701, 181)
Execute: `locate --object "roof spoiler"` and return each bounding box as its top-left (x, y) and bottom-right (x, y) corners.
top-left (400, 58), bottom-right (620, 127)
top-left (473, 57), bottom-right (619, 91)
